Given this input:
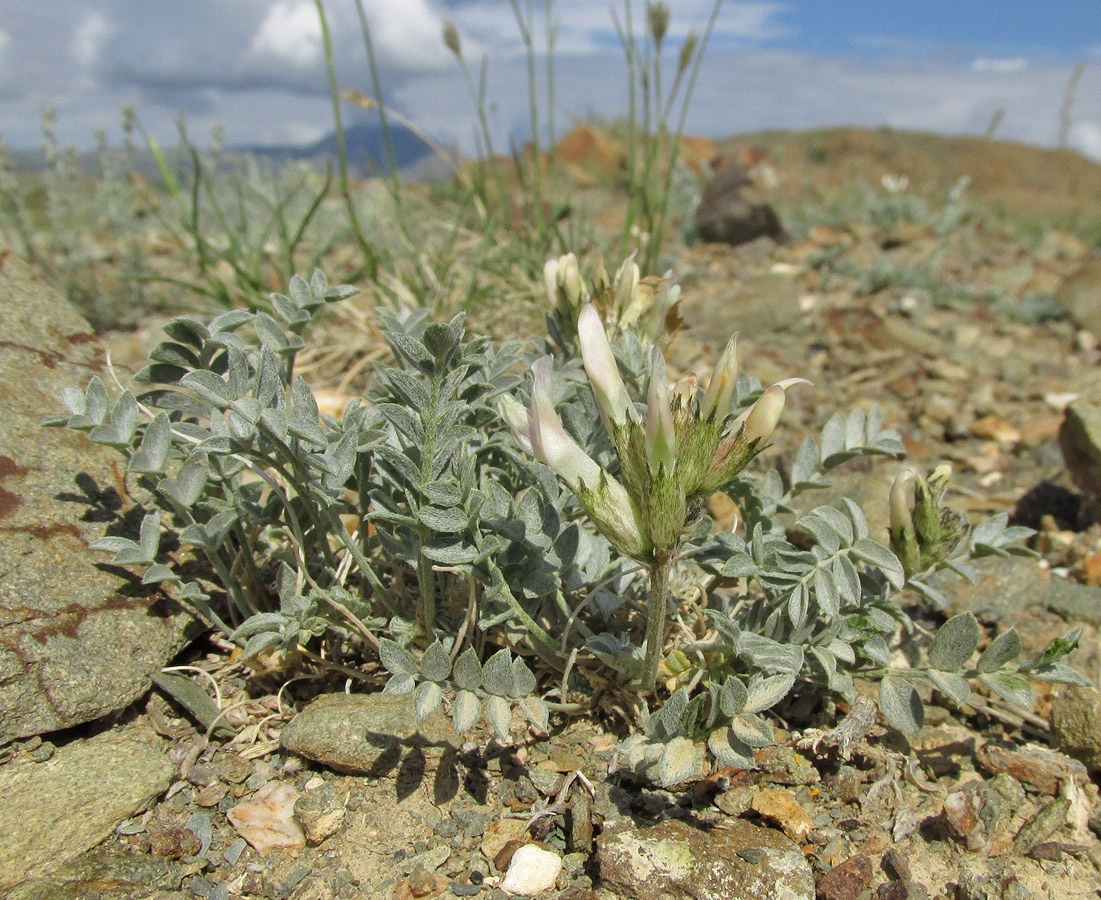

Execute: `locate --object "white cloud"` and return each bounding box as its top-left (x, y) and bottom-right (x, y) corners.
top-left (971, 57), bottom-right (1028, 74)
top-left (70, 11), bottom-right (113, 69)
top-left (358, 0), bottom-right (449, 72)
top-left (249, 1), bottom-right (322, 69)
top-left (1069, 120), bottom-right (1101, 159)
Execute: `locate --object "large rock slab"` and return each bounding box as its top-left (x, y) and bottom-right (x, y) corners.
top-left (0, 249), bottom-right (197, 743)
top-left (281, 692), bottom-right (455, 774)
top-left (596, 817), bottom-right (814, 900)
top-left (0, 724), bottom-right (175, 892)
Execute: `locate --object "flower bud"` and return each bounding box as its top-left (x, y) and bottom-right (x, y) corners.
top-left (543, 257), bottom-right (559, 308)
top-left (559, 253), bottom-right (584, 305)
top-left (498, 394), bottom-right (532, 454)
top-left (614, 253), bottom-right (640, 317)
top-left (889, 469), bottom-right (920, 578)
top-left (645, 347), bottom-right (676, 473)
top-left (578, 302), bottom-right (637, 429)
top-left (527, 356), bottom-right (602, 494)
top-left (743, 385), bottom-right (786, 446)
top-left (700, 335), bottom-right (738, 422)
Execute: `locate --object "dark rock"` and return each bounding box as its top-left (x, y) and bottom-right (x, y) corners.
top-left (1060, 377), bottom-right (1101, 503)
top-left (0, 725), bottom-right (174, 891)
top-left (816, 853), bottom-right (872, 900)
top-left (695, 158), bottom-right (784, 246)
top-left (3, 848), bottom-right (184, 900)
top-left (0, 249), bottom-right (197, 744)
top-left (596, 817), bottom-right (814, 900)
top-left (280, 693), bottom-right (453, 774)
top-left (880, 848), bottom-right (910, 882)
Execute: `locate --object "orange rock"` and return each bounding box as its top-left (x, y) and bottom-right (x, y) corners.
top-left (678, 134), bottom-right (718, 173)
top-left (1018, 414), bottom-right (1064, 445)
top-left (750, 787), bottom-right (815, 841)
top-left (970, 415), bottom-right (1021, 444)
top-left (554, 124), bottom-right (626, 175)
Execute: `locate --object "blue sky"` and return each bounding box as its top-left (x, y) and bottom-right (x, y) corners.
top-left (1, 1), bottom-right (1098, 159)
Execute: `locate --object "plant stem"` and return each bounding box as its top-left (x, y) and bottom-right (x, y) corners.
top-left (641, 550), bottom-right (672, 692)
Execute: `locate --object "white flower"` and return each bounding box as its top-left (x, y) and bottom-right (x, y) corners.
top-left (578, 303), bottom-right (638, 429)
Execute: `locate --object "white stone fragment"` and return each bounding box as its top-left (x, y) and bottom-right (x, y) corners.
top-left (500, 844), bottom-right (562, 895)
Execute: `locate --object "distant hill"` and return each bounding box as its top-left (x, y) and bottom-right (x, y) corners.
top-left (3, 119), bottom-right (452, 181)
top-left (236, 120), bottom-right (449, 177)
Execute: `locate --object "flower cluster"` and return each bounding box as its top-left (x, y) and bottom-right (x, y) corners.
top-left (543, 251), bottom-right (679, 348)
top-left (503, 295), bottom-right (808, 564)
top-left (888, 464), bottom-right (967, 578)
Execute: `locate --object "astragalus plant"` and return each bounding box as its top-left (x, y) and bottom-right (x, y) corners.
top-left (50, 257), bottom-right (1085, 788)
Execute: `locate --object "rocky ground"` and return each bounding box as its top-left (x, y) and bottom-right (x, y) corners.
top-left (3, 127), bottom-right (1101, 900)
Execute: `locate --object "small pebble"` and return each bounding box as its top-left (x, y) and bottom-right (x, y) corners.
top-left (499, 844), bottom-right (562, 896)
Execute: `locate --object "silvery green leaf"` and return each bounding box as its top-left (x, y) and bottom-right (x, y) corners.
top-left (379, 638), bottom-right (417, 677)
top-left (647, 687), bottom-right (689, 742)
top-left (181, 370), bottom-right (233, 407)
top-left (832, 554), bottom-right (861, 604)
top-left (452, 690), bottom-right (481, 734)
top-left (173, 454), bottom-right (208, 506)
top-left (253, 313), bottom-right (291, 351)
top-left (226, 349), bottom-right (249, 399)
top-left (414, 681), bottom-right (443, 721)
top-left (861, 634), bottom-right (891, 666)
top-left (129, 413), bottom-right (172, 474)
top-left (90, 535), bottom-right (141, 554)
top-left (977, 628), bottom-right (1022, 674)
top-left (380, 403), bottom-right (424, 444)
top-left (791, 436), bottom-right (822, 487)
top-left (841, 498), bottom-right (868, 540)
top-left (519, 697), bottom-right (549, 733)
top-left (1026, 663), bottom-right (1091, 687)
top-left (382, 673), bottom-right (415, 696)
top-left (421, 541), bottom-right (478, 565)
top-left (421, 481), bottom-right (463, 506)
top-left (853, 538), bottom-right (906, 590)
top-left (242, 631), bottom-right (283, 658)
top-left (928, 612), bottom-right (979, 671)
top-left (416, 506), bottom-right (468, 534)
top-left (139, 511), bottom-right (161, 560)
top-left (820, 412), bottom-right (845, 461)
top-left (735, 632), bottom-right (803, 674)
top-left (879, 675), bottom-right (924, 733)
top-left (798, 513), bottom-right (840, 554)
top-left (828, 639), bottom-right (856, 665)
top-left (720, 677), bottom-right (748, 717)
top-left (142, 563), bottom-right (176, 584)
top-left (482, 648), bottom-right (514, 696)
top-left (260, 408), bottom-right (288, 442)
top-left (210, 309), bottom-right (254, 333)
top-left (111, 392), bottom-right (138, 443)
top-left (657, 738), bottom-right (701, 787)
top-left (60, 385), bottom-right (86, 416)
top-left (1021, 627), bottom-right (1082, 669)
top-left (979, 672), bottom-right (1032, 709)
top-left (845, 407), bottom-right (866, 448)
top-left (383, 370), bottom-right (430, 409)
top-left (745, 672), bottom-right (795, 713)
top-left (926, 670), bottom-right (971, 707)
top-left (485, 695), bottom-right (512, 741)
top-left (708, 728), bottom-right (756, 769)
top-left (511, 658), bottom-right (536, 698)
top-left (787, 582), bottom-right (809, 631)
top-left (813, 506), bottom-right (854, 546)
top-left (226, 410), bottom-right (257, 442)
top-left (730, 712), bottom-right (775, 747)
top-left (910, 579), bottom-right (949, 609)
top-left (815, 567), bottom-right (840, 617)
top-left (81, 377), bottom-right (109, 425)
top-left (420, 641), bottom-right (451, 683)
top-left (162, 315), bottom-right (209, 348)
